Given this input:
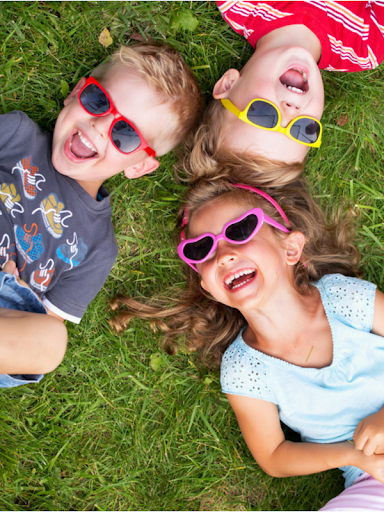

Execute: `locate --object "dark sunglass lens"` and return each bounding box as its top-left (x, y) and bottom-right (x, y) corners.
top-left (247, 100), bottom-right (278, 128)
top-left (226, 214), bottom-right (258, 241)
top-left (184, 237), bottom-right (214, 261)
top-left (80, 84), bottom-right (110, 114)
top-left (111, 121), bottom-right (141, 153)
top-left (290, 119), bottom-right (320, 144)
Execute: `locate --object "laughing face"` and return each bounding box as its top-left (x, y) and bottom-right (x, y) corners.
top-left (52, 65), bottom-right (175, 197)
top-left (213, 45), bottom-right (324, 163)
top-left (189, 197), bottom-right (292, 313)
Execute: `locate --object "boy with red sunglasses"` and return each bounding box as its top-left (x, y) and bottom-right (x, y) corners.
top-left (0, 42), bottom-right (203, 388)
top-left (194, 1), bottom-right (384, 174)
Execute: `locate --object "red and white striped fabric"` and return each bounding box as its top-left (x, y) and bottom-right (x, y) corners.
top-left (216, 1), bottom-right (384, 71)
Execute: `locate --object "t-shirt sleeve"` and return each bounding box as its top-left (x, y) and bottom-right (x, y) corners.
top-left (317, 274), bottom-right (376, 332)
top-left (221, 336), bottom-right (276, 403)
top-left (0, 111), bottom-right (23, 155)
top-left (43, 250), bottom-right (117, 324)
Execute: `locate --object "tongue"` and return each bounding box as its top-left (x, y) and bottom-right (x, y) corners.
top-left (71, 133), bottom-right (97, 158)
top-left (280, 69), bottom-right (305, 90)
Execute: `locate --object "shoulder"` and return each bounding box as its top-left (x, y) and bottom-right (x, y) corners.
top-left (0, 111), bottom-right (43, 153)
top-left (220, 330), bottom-right (276, 403)
top-left (315, 273), bottom-right (376, 331)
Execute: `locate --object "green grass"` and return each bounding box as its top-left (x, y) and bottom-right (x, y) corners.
top-left (1, 1), bottom-right (384, 509)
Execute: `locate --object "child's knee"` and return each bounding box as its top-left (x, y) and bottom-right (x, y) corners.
top-left (41, 316), bottom-right (68, 373)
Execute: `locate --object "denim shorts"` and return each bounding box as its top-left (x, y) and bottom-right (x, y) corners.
top-left (0, 272), bottom-right (46, 388)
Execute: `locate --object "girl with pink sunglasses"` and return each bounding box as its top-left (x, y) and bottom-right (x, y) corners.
top-left (111, 174), bottom-right (384, 510)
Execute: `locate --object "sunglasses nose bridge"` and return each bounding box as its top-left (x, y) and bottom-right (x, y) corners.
top-left (92, 112), bottom-right (116, 138)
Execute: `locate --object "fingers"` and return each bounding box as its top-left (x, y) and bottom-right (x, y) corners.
top-left (2, 259), bottom-right (17, 275)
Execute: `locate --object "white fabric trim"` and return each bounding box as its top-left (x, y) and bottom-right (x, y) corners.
top-left (42, 298), bottom-right (81, 324)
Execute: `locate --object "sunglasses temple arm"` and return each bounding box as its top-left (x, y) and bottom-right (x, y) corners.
top-left (264, 215), bottom-right (290, 233)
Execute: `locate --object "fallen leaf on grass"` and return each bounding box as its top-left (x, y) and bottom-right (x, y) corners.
top-left (150, 353), bottom-right (165, 372)
top-left (60, 80), bottom-right (69, 97)
top-left (337, 114), bottom-right (348, 126)
top-left (99, 27), bottom-right (113, 48)
top-left (130, 31), bottom-right (146, 42)
top-left (172, 9), bottom-right (198, 32)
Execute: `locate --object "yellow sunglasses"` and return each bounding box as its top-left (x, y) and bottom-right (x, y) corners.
top-left (221, 98), bottom-right (322, 148)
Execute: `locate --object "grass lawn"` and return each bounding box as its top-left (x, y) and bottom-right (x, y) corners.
top-left (1, 1), bottom-right (384, 510)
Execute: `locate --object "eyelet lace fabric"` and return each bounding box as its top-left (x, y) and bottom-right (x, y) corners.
top-left (314, 274), bottom-right (376, 332)
top-left (221, 340), bottom-right (275, 402)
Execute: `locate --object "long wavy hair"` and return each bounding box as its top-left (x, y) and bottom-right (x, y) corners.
top-left (110, 173), bottom-right (360, 367)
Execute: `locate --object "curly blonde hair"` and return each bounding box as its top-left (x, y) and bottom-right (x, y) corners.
top-left (92, 42), bottom-right (204, 153)
top-left (110, 173), bottom-right (360, 367)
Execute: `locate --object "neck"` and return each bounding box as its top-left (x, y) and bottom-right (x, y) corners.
top-left (257, 24), bottom-right (322, 64)
top-left (76, 179), bottom-right (104, 200)
top-left (241, 283), bottom-right (320, 356)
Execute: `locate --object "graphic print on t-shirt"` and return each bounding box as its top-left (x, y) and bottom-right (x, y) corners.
top-left (12, 156), bottom-right (45, 200)
top-left (32, 193), bottom-right (73, 239)
top-left (14, 222), bottom-right (44, 271)
top-left (57, 232), bottom-right (88, 270)
top-left (0, 234), bottom-right (16, 268)
top-left (0, 183), bottom-right (24, 218)
top-left (30, 258), bottom-right (55, 292)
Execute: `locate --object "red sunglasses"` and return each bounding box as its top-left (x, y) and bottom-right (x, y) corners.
top-left (78, 77), bottom-right (156, 157)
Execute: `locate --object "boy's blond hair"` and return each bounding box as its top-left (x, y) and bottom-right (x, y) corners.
top-left (179, 98), bottom-right (305, 186)
top-left (92, 42), bottom-right (203, 154)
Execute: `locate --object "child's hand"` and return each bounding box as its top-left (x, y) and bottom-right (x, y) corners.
top-left (353, 409), bottom-right (384, 456)
top-left (2, 259), bottom-right (19, 277)
top-left (354, 450), bottom-right (384, 484)
top-left (2, 260), bottom-right (30, 290)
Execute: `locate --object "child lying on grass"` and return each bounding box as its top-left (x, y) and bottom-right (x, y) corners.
top-left (0, 41), bottom-right (203, 387)
top-left (185, 1), bottom-right (384, 185)
top-left (111, 172), bottom-right (384, 510)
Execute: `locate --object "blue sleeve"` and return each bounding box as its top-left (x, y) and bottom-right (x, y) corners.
top-left (317, 274), bottom-right (376, 332)
top-left (220, 335), bottom-right (277, 403)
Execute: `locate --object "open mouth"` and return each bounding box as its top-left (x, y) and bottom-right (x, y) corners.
top-left (70, 130), bottom-right (98, 159)
top-left (279, 68), bottom-right (309, 94)
top-left (225, 269), bottom-right (256, 291)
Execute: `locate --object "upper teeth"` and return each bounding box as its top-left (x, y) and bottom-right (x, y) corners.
top-left (77, 131), bottom-right (97, 152)
top-left (225, 269), bottom-right (254, 285)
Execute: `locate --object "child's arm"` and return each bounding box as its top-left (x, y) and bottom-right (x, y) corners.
top-left (228, 394), bottom-right (384, 482)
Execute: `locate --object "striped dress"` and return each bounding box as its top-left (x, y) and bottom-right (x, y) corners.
top-left (216, 1), bottom-right (384, 71)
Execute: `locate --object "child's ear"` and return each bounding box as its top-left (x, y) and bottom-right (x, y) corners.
top-left (63, 77), bottom-right (87, 106)
top-left (123, 156), bottom-right (160, 179)
top-left (284, 231), bottom-right (306, 266)
top-left (213, 69), bottom-right (240, 99)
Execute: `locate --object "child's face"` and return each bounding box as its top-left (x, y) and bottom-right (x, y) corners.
top-left (214, 46), bottom-right (324, 163)
top-left (190, 198), bottom-right (294, 312)
top-left (52, 65), bottom-right (176, 188)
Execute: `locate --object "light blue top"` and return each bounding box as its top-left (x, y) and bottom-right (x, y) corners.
top-left (221, 274), bottom-right (382, 488)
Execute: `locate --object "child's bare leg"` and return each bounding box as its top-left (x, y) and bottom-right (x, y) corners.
top-left (0, 308), bottom-right (67, 374)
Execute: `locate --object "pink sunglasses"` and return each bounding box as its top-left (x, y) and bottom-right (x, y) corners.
top-left (178, 184), bottom-right (291, 273)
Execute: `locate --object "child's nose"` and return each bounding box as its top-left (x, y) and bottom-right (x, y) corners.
top-left (217, 240), bottom-right (237, 266)
top-left (279, 101), bottom-right (301, 127)
top-left (92, 113), bottom-right (115, 138)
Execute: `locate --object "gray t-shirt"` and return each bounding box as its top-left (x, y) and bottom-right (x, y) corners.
top-left (0, 111), bottom-right (118, 323)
